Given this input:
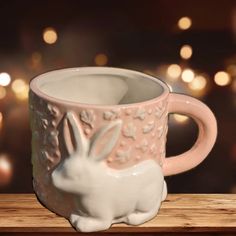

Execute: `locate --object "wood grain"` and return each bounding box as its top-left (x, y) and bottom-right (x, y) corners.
top-left (0, 194), bottom-right (236, 233)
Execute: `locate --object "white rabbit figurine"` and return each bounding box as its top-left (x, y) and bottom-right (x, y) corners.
top-left (52, 111), bottom-right (167, 232)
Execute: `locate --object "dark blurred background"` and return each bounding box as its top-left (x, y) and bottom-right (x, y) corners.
top-left (0, 0), bottom-right (235, 193)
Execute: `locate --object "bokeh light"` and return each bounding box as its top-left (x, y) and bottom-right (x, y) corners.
top-left (173, 114), bottom-right (189, 123)
top-left (166, 64), bottom-right (182, 80)
top-left (180, 45), bottom-right (193, 59)
top-left (12, 79), bottom-right (26, 93)
top-left (178, 17), bottom-right (192, 30)
top-left (11, 79), bottom-right (29, 101)
top-left (214, 71), bottom-right (231, 86)
top-left (181, 69), bottom-right (195, 83)
top-left (43, 27), bottom-right (58, 44)
top-left (0, 73), bottom-right (11, 86)
top-left (189, 75), bottom-right (207, 90)
top-left (15, 85), bottom-right (29, 101)
top-left (94, 53), bottom-right (108, 66)
top-left (0, 154), bottom-right (12, 186)
top-left (0, 87), bottom-right (6, 99)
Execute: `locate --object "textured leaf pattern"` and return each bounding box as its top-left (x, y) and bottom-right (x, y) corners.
top-left (116, 148), bottom-right (131, 163)
top-left (47, 104), bottom-right (60, 117)
top-left (31, 87), bottom-right (169, 168)
top-left (103, 110), bottom-right (119, 120)
top-left (136, 139), bottom-right (148, 153)
top-left (30, 94), bottom-right (61, 170)
top-left (80, 110), bottom-right (95, 128)
top-left (150, 143), bottom-right (157, 155)
top-left (134, 108), bottom-right (146, 120)
top-left (123, 123), bottom-right (136, 140)
top-left (143, 121), bottom-right (155, 133)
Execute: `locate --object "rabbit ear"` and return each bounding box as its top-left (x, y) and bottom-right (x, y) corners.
top-left (63, 112), bottom-right (87, 156)
top-left (89, 120), bottom-right (122, 162)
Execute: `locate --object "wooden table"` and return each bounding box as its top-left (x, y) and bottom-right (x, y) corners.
top-left (0, 194), bottom-right (236, 235)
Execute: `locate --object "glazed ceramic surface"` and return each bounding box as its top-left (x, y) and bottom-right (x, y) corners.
top-left (29, 67), bottom-right (217, 232)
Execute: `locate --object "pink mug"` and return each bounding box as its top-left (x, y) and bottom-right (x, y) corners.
top-left (29, 67), bottom-right (217, 232)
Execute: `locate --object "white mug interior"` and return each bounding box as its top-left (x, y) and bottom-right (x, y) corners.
top-left (33, 67), bottom-right (167, 105)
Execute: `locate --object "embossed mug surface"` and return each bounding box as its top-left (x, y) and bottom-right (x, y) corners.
top-left (29, 67), bottom-right (217, 232)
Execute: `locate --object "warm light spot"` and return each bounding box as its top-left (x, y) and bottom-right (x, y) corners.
top-left (0, 157), bottom-right (10, 172)
top-left (0, 154), bottom-right (12, 186)
top-left (15, 85), bottom-right (29, 100)
top-left (43, 27), bottom-right (58, 44)
top-left (181, 69), bottom-right (195, 83)
top-left (214, 71), bottom-right (231, 86)
top-left (167, 64), bottom-right (181, 80)
top-left (12, 79), bottom-right (29, 101)
top-left (0, 87), bottom-right (6, 99)
top-left (94, 54), bottom-right (108, 66)
top-left (173, 114), bottom-right (189, 123)
top-left (180, 45), bottom-right (192, 59)
top-left (0, 73), bottom-right (11, 86)
top-left (189, 75), bottom-right (207, 91)
top-left (178, 17), bottom-right (192, 30)
top-left (11, 79), bottom-right (26, 93)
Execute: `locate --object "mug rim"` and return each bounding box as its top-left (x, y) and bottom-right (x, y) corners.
top-left (30, 67), bottom-right (170, 108)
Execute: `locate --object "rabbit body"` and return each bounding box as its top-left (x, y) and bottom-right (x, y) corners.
top-left (52, 112), bottom-right (167, 232)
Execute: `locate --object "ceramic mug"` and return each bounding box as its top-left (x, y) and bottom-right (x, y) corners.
top-left (29, 67), bottom-right (217, 232)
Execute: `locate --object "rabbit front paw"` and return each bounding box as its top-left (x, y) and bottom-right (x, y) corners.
top-left (69, 213), bottom-right (111, 232)
top-left (126, 206), bottom-right (160, 226)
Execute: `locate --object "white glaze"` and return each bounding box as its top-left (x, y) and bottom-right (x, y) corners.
top-left (36, 70), bottom-right (164, 105)
top-left (51, 112), bottom-right (167, 232)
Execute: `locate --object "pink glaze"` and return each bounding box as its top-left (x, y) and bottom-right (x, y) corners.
top-left (162, 93), bottom-right (217, 176)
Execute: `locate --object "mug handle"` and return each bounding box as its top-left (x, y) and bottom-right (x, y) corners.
top-left (162, 93), bottom-right (217, 176)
